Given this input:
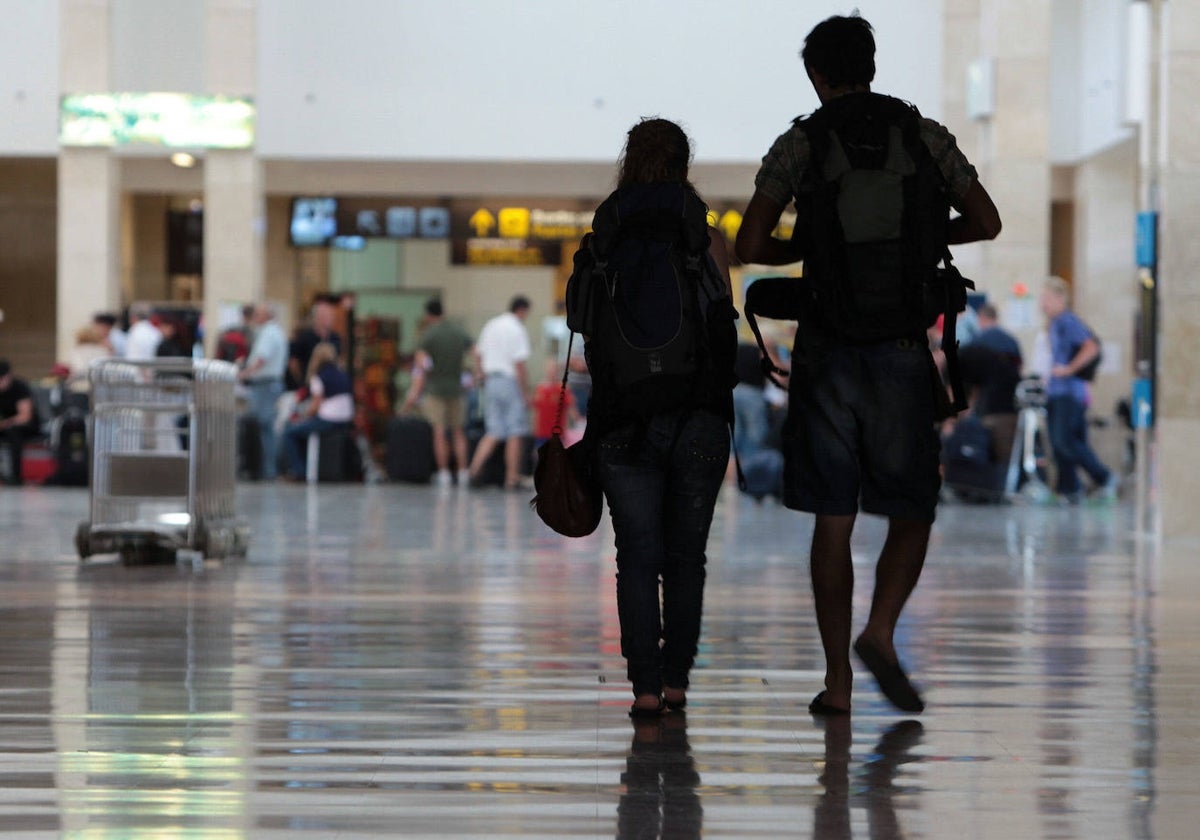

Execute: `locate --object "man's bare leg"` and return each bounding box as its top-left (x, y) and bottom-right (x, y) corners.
top-left (857, 517), bottom-right (930, 660)
top-left (503, 435), bottom-right (523, 486)
top-left (851, 517), bottom-right (930, 713)
top-left (810, 513), bottom-right (857, 711)
top-left (452, 428), bottom-right (469, 478)
top-left (431, 423), bottom-right (449, 472)
top-left (468, 434), bottom-right (499, 480)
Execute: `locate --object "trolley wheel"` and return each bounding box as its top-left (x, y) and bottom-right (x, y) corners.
top-left (205, 529), bottom-right (229, 560)
top-left (75, 522), bottom-right (92, 561)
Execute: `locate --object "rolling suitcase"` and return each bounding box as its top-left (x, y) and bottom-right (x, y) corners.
top-left (943, 414), bottom-right (1005, 503)
top-left (386, 416), bottom-right (435, 483)
top-left (45, 409), bottom-right (88, 487)
top-left (316, 426), bottom-right (363, 482)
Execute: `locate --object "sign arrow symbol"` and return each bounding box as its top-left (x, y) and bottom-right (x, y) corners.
top-left (469, 208), bottom-right (496, 237)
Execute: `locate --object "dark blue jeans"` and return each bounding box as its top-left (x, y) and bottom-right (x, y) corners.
top-left (1047, 396), bottom-right (1110, 495)
top-left (596, 409), bottom-right (729, 697)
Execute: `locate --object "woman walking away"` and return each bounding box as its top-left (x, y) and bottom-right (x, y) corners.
top-left (566, 118), bottom-right (739, 717)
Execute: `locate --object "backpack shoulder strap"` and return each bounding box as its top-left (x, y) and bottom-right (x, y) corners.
top-left (937, 252), bottom-right (976, 416)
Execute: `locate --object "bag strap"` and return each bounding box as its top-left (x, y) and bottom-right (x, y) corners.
top-left (743, 305), bottom-right (791, 390)
top-left (939, 250), bottom-right (975, 414)
top-left (552, 332), bottom-right (575, 437)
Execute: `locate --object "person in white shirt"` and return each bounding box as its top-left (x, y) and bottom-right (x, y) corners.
top-left (466, 295), bottom-right (532, 489)
top-left (124, 304), bottom-right (162, 361)
top-left (238, 304), bottom-right (289, 480)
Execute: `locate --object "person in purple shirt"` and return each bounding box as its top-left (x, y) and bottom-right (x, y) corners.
top-left (1040, 277), bottom-right (1116, 502)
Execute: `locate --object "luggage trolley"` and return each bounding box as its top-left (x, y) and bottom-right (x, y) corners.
top-left (76, 358), bottom-right (249, 566)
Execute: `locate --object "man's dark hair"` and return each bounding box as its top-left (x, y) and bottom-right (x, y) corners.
top-left (977, 302), bottom-right (998, 321)
top-left (0, 359), bottom-right (10, 379)
top-left (93, 312), bottom-right (117, 328)
top-left (801, 14), bottom-right (876, 88)
top-left (241, 304), bottom-right (255, 321)
top-left (425, 298), bottom-right (444, 318)
top-left (510, 295), bottom-right (531, 314)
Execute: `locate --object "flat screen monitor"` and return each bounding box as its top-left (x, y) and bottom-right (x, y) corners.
top-left (289, 197), bottom-right (338, 247)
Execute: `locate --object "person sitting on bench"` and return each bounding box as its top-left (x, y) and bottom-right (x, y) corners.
top-left (281, 343), bottom-right (354, 481)
top-left (0, 359), bottom-right (40, 486)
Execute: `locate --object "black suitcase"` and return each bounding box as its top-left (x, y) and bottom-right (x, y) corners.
top-left (316, 426), bottom-right (363, 482)
top-left (238, 414), bottom-right (263, 481)
top-left (943, 415), bottom-right (1005, 503)
top-left (45, 409), bottom-right (88, 487)
top-left (386, 416), bottom-right (435, 483)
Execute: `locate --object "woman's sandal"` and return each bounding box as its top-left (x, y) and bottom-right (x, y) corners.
top-left (628, 697), bottom-right (665, 719)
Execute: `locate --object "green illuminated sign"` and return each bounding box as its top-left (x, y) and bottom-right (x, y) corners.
top-left (60, 93), bottom-right (255, 149)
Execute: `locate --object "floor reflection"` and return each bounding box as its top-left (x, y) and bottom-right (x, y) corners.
top-left (814, 718), bottom-right (924, 840)
top-left (618, 715), bottom-right (702, 839)
top-left (0, 484), bottom-right (1194, 837)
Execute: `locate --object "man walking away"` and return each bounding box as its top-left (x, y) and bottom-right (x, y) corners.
top-left (736, 13), bottom-right (1001, 715)
top-left (467, 296), bottom-right (532, 490)
top-left (401, 299), bottom-right (474, 487)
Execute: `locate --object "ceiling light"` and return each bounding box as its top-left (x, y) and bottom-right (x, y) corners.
top-left (170, 152), bottom-right (197, 168)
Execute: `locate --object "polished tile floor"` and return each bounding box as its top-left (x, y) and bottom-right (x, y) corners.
top-left (1, 482), bottom-right (1197, 838)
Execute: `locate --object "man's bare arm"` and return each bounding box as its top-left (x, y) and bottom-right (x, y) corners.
top-left (735, 192), bottom-right (803, 266)
top-left (947, 180), bottom-right (1002, 245)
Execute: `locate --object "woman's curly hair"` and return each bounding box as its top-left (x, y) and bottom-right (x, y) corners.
top-left (617, 118), bottom-right (694, 189)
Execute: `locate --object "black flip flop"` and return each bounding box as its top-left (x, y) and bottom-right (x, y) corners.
top-left (808, 691), bottom-right (851, 716)
top-left (853, 638), bottom-right (925, 714)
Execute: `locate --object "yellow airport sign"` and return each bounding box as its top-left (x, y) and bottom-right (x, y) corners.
top-left (469, 208), bottom-right (496, 237)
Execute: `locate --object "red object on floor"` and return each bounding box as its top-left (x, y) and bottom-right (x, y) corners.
top-left (19, 444), bottom-right (58, 485)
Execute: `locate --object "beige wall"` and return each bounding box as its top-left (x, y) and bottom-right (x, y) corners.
top-left (1159, 2), bottom-right (1200, 542)
top-left (1072, 138), bottom-right (1139, 422)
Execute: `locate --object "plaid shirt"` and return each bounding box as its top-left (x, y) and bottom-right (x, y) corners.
top-left (754, 111), bottom-right (978, 208)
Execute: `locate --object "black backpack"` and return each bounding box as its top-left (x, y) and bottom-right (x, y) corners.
top-left (1070, 330), bottom-right (1102, 382)
top-left (743, 93), bottom-right (974, 415)
top-left (795, 92), bottom-right (966, 340)
top-left (566, 184), bottom-right (738, 423)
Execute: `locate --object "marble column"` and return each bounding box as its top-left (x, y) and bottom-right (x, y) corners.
top-left (202, 0), bottom-right (263, 354)
top-left (941, 0), bottom-right (984, 280)
top-left (1159, 4), bottom-right (1200, 541)
top-left (943, 0), bottom-right (1052, 354)
top-left (56, 0), bottom-right (119, 363)
top-left (980, 0), bottom-right (1053, 302)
